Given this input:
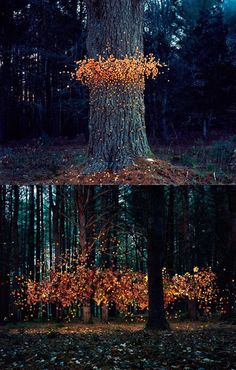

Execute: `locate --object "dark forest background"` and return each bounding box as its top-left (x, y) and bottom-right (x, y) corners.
top-left (0, 185), bottom-right (235, 321)
top-left (0, 0), bottom-right (236, 145)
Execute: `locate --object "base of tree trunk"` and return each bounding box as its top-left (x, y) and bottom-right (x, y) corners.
top-left (81, 154), bottom-right (137, 174)
top-left (83, 305), bottom-right (93, 324)
top-left (188, 299), bottom-right (198, 320)
top-left (102, 305), bottom-right (109, 323)
top-left (56, 305), bottom-right (63, 322)
top-left (145, 319), bottom-right (170, 331)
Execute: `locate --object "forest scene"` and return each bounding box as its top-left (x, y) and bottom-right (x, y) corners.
top-left (0, 0), bottom-right (236, 368)
top-left (0, 185), bottom-right (236, 368)
top-left (0, 0), bottom-right (236, 184)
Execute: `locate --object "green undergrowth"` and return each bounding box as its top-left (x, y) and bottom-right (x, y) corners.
top-left (0, 136), bottom-right (235, 184)
top-left (156, 135), bottom-right (236, 180)
top-left (0, 144), bottom-right (87, 181)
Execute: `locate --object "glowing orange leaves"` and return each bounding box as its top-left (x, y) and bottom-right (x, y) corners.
top-left (14, 264), bottom-right (218, 320)
top-left (75, 53), bottom-right (161, 90)
top-left (26, 265), bottom-right (95, 308)
top-left (170, 267), bottom-right (218, 315)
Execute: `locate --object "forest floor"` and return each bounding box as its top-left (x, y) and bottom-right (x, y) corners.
top-left (0, 133), bottom-right (235, 185)
top-left (0, 320), bottom-right (235, 369)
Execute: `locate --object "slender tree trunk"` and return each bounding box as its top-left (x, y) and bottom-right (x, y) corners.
top-left (229, 187), bottom-right (236, 315)
top-left (60, 187), bottom-right (65, 255)
top-left (182, 187), bottom-right (191, 271)
top-left (77, 186), bottom-right (94, 323)
top-left (86, 186), bottom-right (96, 266)
top-left (28, 186), bottom-right (35, 276)
top-left (73, 187), bottom-right (79, 254)
top-left (111, 186), bottom-right (119, 269)
top-left (36, 186), bottom-right (41, 282)
top-left (78, 186), bottom-right (87, 257)
top-left (50, 186), bottom-right (61, 265)
top-left (0, 186), bottom-right (9, 322)
top-left (40, 187), bottom-right (45, 276)
top-left (83, 0), bottom-right (151, 173)
top-left (83, 304), bottom-right (92, 324)
top-left (101, 188), bottom-right (111, 268)
top-left (160, 86), bottom-right (168, 142)
top-left (12, 186), bottom-right (19, 276)
top-left (0, 3), bottom-right (13, 144)
top-left (102, 304), bottom-right (109, 323)
top-left (48, 186), bottom-right (53, 268)
top-left (222, 187), bottom-right (236, 317)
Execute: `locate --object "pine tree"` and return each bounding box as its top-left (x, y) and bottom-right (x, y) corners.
top-left (184, 1), bottom-right (231, 137)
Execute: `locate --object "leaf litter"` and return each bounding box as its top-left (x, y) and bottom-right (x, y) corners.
top-left (0, 322), bottom-right (235, 369)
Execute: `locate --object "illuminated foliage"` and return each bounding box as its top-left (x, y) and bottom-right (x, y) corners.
top-left (93, 268), bottom-right (119, 306)
top-left (75, 53), bottom-right (162, 91)
top-left (14, 261), bottom-right (218, 319)
top-left (170, 267), bottom-right (218, 315)
top-left (112, 270), bottom-right (148, 313)
top-left (26, 265), bottom-right (95, 308)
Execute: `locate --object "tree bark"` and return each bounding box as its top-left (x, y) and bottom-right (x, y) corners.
top-left (102, 304), bottom-right (109, 323)
top-left (222, 187), bottom-right (236, 317)
top-left (36, 186), bottom-right (41, 282)
top-left (144, 187), bottom-right (170, 331)
top-left (28, 186), bottom-right (35, 276)
top-left (83, 303), bottom-right (92, 324)
top-left (78, 186), bottom-right (88, 257)
top-left (0, 186), bottom-right (9, 322)
top-left (83, 0), bottom-right (151, 173)
top-left (182, 187), bottom-right (191, 271)
top-left (49, 186), bottom-right (61, 266)
top-left (188, 299), bottom-right (198, 320)
top-left (165, 186), bottom-right (174, 271)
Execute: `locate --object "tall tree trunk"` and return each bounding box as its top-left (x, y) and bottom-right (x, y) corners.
top-left (111, 186), bottom-right (119, 269)
top-left (78, 186), bottom-right (87, 258)
top-left (9, 186), bottom-right (20, 321)
top-left (12, 186), bottom-right (19, 277)
top-left (77, 186), bottom-right (95, 323)
top-left (212, 187), bottom-right (232, 317)
top-left (0, 186), bottom-right (9, 322)
top-left (144, 187), bottom-right (170, 331)
top-left (40, 187), bottom-right (45, 276)
top-left (49, 186), bottom-right (61, 266)
top-left (0, 2), bottom-right (13, 144)
top-left (28, 186), bottom-right (35, 276)
top-left (160, 86), bottom-right (168, 142)
top-left (59, 187), bottom-right (65, 255)
top-left (165, 186), bottom-right (174, 271)
top-left (223, 187), bottom-right (236, 317)
top-left (182, 187), bottom-right (191, 271)
top-left (48, 186), bottom-right (53, 268)
top-left (101, 188), bottom-right (111, 268)
top-left (83, 0), bottom-right (151, 173)
top-left (86, 186), bottom-right (96, 266)
top-left (36, 186), bottom-right (41, 282)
